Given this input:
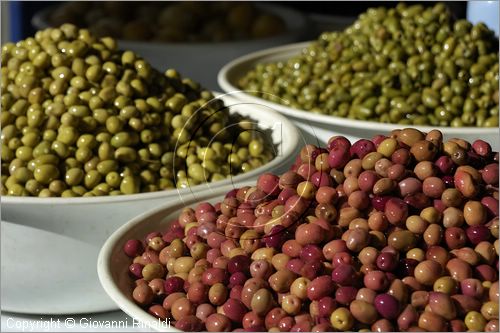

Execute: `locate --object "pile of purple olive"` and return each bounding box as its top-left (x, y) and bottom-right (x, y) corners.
top-left (123, 128), bottom-right (499, 332)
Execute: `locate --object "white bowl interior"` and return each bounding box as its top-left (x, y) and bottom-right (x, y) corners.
top-left (98, 184), bottom-right (246, 332)
top-left (218, 42), bottom-right (500, 149)
top-left (0, 93), bottom-right (301, 314)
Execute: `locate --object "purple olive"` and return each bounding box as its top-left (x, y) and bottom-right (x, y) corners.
top-left (300, 261), bottom-right (323, 280)
top-left (442, 175), bottom-right (455, 188)
top-left (164, 276), bottom-right (185, 294)
top-left (350, 139), bottom-right (376, 159)
top-left (287, 258), bottom-right (305, 275)
top-left (472, 139), bottom-right (492, 157)
top-left (385, 197), bottom-right (408, 225)
top-left (197, 223), bottom-right (216, 239)
top-left (222, 298), bottom-right (247, 323)
top-left (328, 146), bottom-right (351, 169)
top-left (318, 296), bottom-right (337, 317)
top-left (374, 293), bottom-right (400, 320)
top-left (264, 225), bottom-right (288, 249)
top-left (124, 239), bottom-right (143, 257)
top-left (328, 136), bottom-right (351, 152)
top-left (229, 272), bottom-right (247, 287)
top-left (482, 163), bottom-right (499, 185)
top-left (481, 197), bottom-right (499, 217)
top-left (300, 244), bottom-right (324, 263)
top-left (278, 187), bottom-right (298, 204)
top-left (331, 264), bottom-right (356, 286)
top-left (311, 171), bottom-right (333, 188)
top-left (257, 173), bottom-right (280, 196)
top-left (466, 225), bottom-right (490, 245)
top-left (475, 264), bottom-right (498, 282)
top-left (404, 192), bottom-right (432, 212)
top-left (434, 156), bottom-right (455, 175)
top-left (335, 286), bottom-right (358, 305)
top-left (129, 263), bottom-right (144, 278)
top-left (307, 276), bottom-right (334, 301)
top-left (376, 252), bottom-right (398, 272)
top-left (460, 278), bottom-right (484, 299)
top-left (227, 255), bottom-right (251, 275)
top-left (396, 259), bottom-right (419, 277)
top-left (372, 196), bottom-right (391, 211)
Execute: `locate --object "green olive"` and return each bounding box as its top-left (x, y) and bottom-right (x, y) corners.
top-left (110, 132), bottom-right (132, 148)
top-left (64, 167), bottom-right (84, 186)
top-left (33, 164), bottom-right (59, 184)
top-left (84, 170), bottom-right (102, 189)
top-left (1, 24), bottom-right (274, 197)
top-left (25, 179), bottom-right (43, 195)
top-left (238, 3), bottom-right (498, 128)
top-left (48, 180), bottom-right (67, 195)
top-left (15, 146), bottom-right (33, 161)
top-left (13, 167), bottom-right (33, 183)
top-left (120, 175), bottom-right (139, 194)
top-left (105, 171), bottom-right (122, 188)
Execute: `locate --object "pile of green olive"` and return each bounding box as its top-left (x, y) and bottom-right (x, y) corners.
top-left (239, 2), bottom-right (499, 127)
top-left (1, 24), bottom-right (275, 197)
top-left (47, 1), bottom-right (286, 43)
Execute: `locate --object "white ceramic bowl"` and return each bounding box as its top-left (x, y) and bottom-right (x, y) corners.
top-left (31, 4), bottom-right (309, 90)
top-left (97, 183), bottom-right (249, 332)
top-left (0, 93), bottom-right (301, 315)
top-left (218, 42), bottom-right (500, 149)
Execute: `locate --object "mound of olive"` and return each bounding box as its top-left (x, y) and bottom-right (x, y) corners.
top-left (1, 25), bottom-right (275, 197)
top-left (48, 1), bottom-right (286, 43)
top-left (239, 2), bottom-right (499, 127)
top-left (124, 128), bottom-right (499, 331)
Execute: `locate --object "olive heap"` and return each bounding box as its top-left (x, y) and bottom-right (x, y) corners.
top-left (239, 2), bottom-right (499, 127)
top-left (124, 128), bottom-right (499, 332)
top-left (48, 1), bottom-right (286, 43)
top-left (1, 25), bottom-right (274, 197)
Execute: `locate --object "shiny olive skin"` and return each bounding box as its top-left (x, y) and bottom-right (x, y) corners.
top-left (119, 120), bottom-right (498, 332)
top-left (2, 25), bottom-right (275, 197)
top-left (239, 4), bottom-right (499, 129)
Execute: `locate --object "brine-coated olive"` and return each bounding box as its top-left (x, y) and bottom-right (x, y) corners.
top-left (239, 3), bottom-right (499, 128)
top-left (2, 25), bottom-right (275, 197)
top-left (121, 128), bottom-right (498, 332)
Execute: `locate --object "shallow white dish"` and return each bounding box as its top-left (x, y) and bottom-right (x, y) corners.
top-left (98, 183), bottom-right (249, 332)
top-left (0, 93), bottom-right (301, 315)
top-left (31, 4), bottom-right (309, 90)
top-left (218, 42), bottom-right (500, 149)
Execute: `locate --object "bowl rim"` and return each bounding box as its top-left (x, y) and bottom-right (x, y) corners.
top-left (2, 92), bottom-right (300, 205)
top-left (217, 41), bottom-right (500, 135)
top-left (31, 3), bottom-right (309, 47)
top-left (97, 182), bottom-right (249, 332)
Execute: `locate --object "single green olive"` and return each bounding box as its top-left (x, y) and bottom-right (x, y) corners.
top-left (33, 164), bottom-right (60, 185)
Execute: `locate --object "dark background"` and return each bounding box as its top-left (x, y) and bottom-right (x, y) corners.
top-left (9, 1), bottom-right (467, 42)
